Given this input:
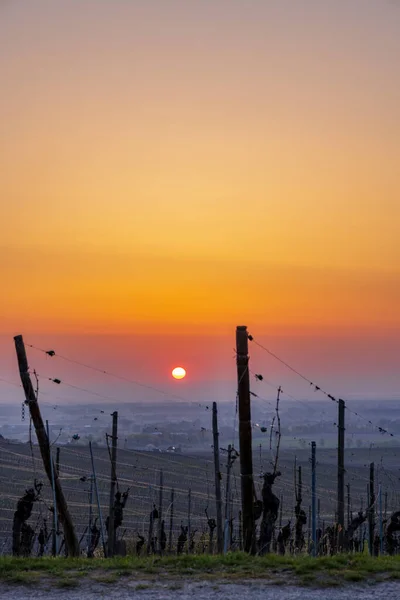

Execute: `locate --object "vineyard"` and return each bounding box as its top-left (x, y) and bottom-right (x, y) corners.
top-left (2, 330), bottom-right (400, 560)
top-left (1, 438), bottom-right (399, 557)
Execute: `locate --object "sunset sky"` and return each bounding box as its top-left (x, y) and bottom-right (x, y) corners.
top-left (1, 0), bottom-right (399, 404)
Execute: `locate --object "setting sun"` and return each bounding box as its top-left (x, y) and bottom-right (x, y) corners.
top-left (172, 367), bottom-right (186, 380)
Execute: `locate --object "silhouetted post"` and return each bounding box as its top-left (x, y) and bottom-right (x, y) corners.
top-left (224, 444), bottom-right (233, 553)
top-left (107, 411), bottom-right (118, 557)
top-left (168, 488), bottom-right (174, 553)
top-left (379, 484), bottom-right (383, 555)
top-left (14, 335), bottom-right (80, 557)
top-left (317, 498), bottom-right (321, 529)
top-left (46, 420), bottom-right (59, 556)
top-left (368, 462), bottom-right (375, 556)
top-left (346, 483), bottom-right (351, 527)
top-left (236, 325), bottom-right (255, 554)
top-left (89, 441), bottom-right (106, 556)
top-left (56, 447), bottom-right (61, 476)
top-left (337, 399), bottom-right (345, 549)
top-left (360, 494), bottom-right (364, 550)
top-left (147, 510), bottom-right (154, 555)
top-left (311, 441), bottom-right (317, 557)
top-left (238, 510), bottom-right (243, 551)
top-left (212, 402), bottom-right (223, 553)
top-left (87, 476), bottom-right (93, 557)
top-left (187, 488), bottom-right (192, 553)
top-left (279, 494), bottom-right (283, 530)
top-left (158, 470), bottom-right (163, 555)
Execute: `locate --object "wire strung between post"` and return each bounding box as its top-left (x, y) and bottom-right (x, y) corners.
top-left (248, 333), bottom-right (397, 439)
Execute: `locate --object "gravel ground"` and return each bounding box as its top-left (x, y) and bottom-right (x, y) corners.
top-left (1, 580), bottom-right (400, 600)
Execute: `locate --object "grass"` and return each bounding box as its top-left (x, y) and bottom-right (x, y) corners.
top-left (0, 553), bottom-right (399, 588)
top-left (56, 578), bottom-right (80, 589)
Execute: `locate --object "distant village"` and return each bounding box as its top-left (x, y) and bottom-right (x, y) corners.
top-left (1, 398), bottom-right (399, 452)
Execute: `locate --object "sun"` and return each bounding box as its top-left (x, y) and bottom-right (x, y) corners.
top-left (172, 367), bottom-right (186, 380)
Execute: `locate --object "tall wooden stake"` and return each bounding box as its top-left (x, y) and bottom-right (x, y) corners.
top-left (236, 325), bottom-right (255, 554)
top-left (346, 483), bottom-right (351, 527)
top-left (168, 488), bottom-right (174, 553)
top-left (107, 411), bottom-right (118, 558)
top-left (89, 441), bottom-right (106, 556)
top-left (337, 399), bottom-right (345, 548)
top-left (147, 510), bottom-right (154, 555)
top-left (212, 402), bottom-right (223, 553)
top-left (223, 444), bottom-right (233, 554)
top-left (56, 447), bottom-right (61, 476)
top-left (368, 462), bottom-right (375, 556)
top-left (158, 470), bottom-right (164, 555)
top-left (46, 420), bottom-right (59, 556)
top-left (379, 484), bottom-right (383, 555)
top-left (317, 498), bottom-right (321, 529)
top-left (187, 487), bottom-right (192, 554)
top-left (87, 476), bottom-right (93, 557)
top-left (14, 335), bottom-right (80, 557)
top-left (311, 441), bottom-right (317, 557)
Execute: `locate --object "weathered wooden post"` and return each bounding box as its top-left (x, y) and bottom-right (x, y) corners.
top-left (168, 488), bottom-right (174, 553)
top-left (187, 488), bottom-right (192, 553)
top-left (236, 326), bottom-right (255, 554)
top-left (56, 447), bottom-right (61, 476)
top-left (212, 402), bottom-right (223, 553)
top-left (311, 441), bottom-right (317, 556)
top-left (89, 441), bottom-right (106, 556)
top-left (14, 335), bottom-right (80, 557)
top-left (46, 420), bottom-right (59, 556)
top-left (158, 470), bottom-right (164, 555)
top-left (337, 399), bottom-right (345, 550)
top-left (107, 411), bottom-right (118, 557)
top-left (368, 462), bottom-right (375, 556)
top-left (223, 444), bottom-right (233, 553)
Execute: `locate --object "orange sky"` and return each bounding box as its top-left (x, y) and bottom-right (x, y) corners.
top-left (1, 1), bottom-right (399, 399)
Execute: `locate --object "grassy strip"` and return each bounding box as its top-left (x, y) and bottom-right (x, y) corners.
top-left (1, 552), bottom-right (400, 587)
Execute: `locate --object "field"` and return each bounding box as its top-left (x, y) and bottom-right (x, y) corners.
top-left (1, 438), bottom-right (399, 556)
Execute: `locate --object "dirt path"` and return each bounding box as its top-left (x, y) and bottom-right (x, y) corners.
top-left (2, 580), bottom-right (400, 600)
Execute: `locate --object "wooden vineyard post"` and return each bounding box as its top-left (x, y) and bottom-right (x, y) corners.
top-left (368, 462), bottom-right (375, 556)
top-left (311, 441), bottom-right (317, 557)
top-left (236, 325), bottom-right (255, 554)
top-left (337, 399), bottom-right (345, 550)
top-left (158, 470), bottom-right (164, 555)
top-left (14, 335), bottom-right (80, 557)
top-left (107, 411), bottom-right (118, 557)
top-left (346, 483), bottom-right (351, 527)
top-left (56, 447), bottom-right (61, 476)
top-left (89, 441), bottom-right (106, 556)
top-left (168, 488), bottom-right (174, 553)
top-left (87, 476), bottom-right (94, 557)
top-left (223, 444), bottom-right (233, 554)
top-left (46, 420), bottom-right (59, 556)
top-left (187, 488), bottom-right (192, 554)
top-left (379, 484), bottom-right (383, 555)
top-left (147, 509), bottom-right (154, 555)
top-left (212, 402), bottom-right (223, 553)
